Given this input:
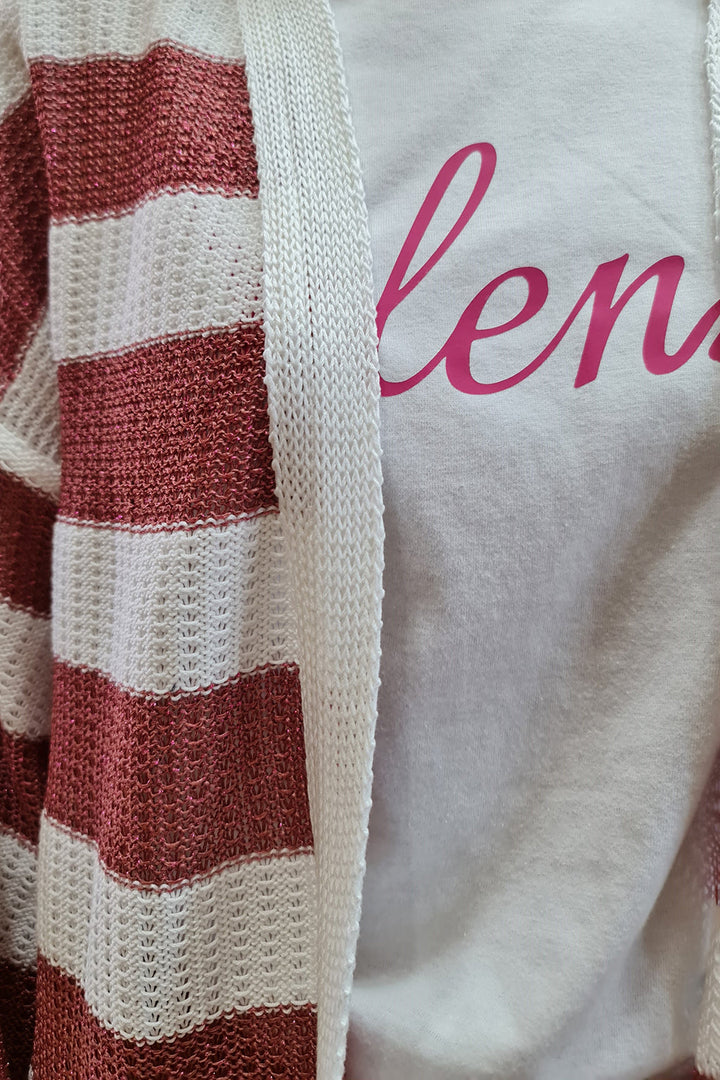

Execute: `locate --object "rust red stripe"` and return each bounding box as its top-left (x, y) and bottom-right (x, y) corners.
top-left (46, 660), bottom-right (313, 885)
top-left (33, 957), bottom-right (316, 1079)
top-left (30, 44), bottom-right (259, 221)
top-left (0, 469), bottom-right (54, 615)
top-left (0, 94), bottom-right (49, 392)
top-left (58, 323), bottom-right (277, 526)
top-left (0, 959), bottom-right (36, 1080)
top-left (0, 727), bottom-right (49, 846)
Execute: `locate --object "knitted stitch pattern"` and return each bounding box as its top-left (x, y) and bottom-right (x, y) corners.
top-left (4, 1), bottom-right (720, 1078)
top-left (0, 0), bottom-right (358, 1076)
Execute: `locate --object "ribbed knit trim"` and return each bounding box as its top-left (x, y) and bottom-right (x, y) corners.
top-left (695, 12), bottom-right (720, 1076)
top-left (697, 902), bottom-right (720, 1077)
top-left (237, 2), bottom-right (385, 1077)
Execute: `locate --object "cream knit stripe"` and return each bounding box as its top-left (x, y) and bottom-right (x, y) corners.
top-left (0, 601), bottom-right (51, 739)
top-left (707, 0), bottom-right (720, 242)
top-left (37, 815), bottom-right (318, 1041)
top-left (0, 428), bottom-right (59, 503)
top-left (0, 316), bottom-right (60, 501)
top-left (52, 513), bottom-right (299, 695)
top-left (0, 1), bottom-right (29, 119)
top-left (0, 828), bottom-right (37, 969)
top-left (50, 192), bottom-right (263, 361)
top-left (0, 319), bottom-right (60, 479)
top-left (238, 2), bottom-right (385, 1076)
top-left (17, 0), bottom-right (246, 64)
top-left (697, 903), bottom-right (720, 1078)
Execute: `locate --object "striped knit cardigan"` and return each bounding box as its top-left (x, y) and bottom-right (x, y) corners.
top-left (0, 0), bottom-right (384, 1077)
top-left (1, 2), bottom-right (720, 1079)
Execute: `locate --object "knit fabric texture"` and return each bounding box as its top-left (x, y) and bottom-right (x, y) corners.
top-left (2, 0), bottom-right (720, 1078)
top-left (0, 0), bottom-right (383, 1078)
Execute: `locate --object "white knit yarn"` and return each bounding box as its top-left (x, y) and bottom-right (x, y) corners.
top-left (0, 830), bottom-right (37, 969)
top-left (237, 2), bottom-right (385, 1076)
top-left (0, 0), bottom-right (28, 119)
top-left (0, 602), bottom-right (52, 739)
top-left (50, 192), bottom-right (263, 359)
top-left (0, 318), bottom-right (60, 495)
top-left (0, 427), bottom-right (58, 502)
top-left (52, 512), bottom-right (298, 695)
top-left (696, 900), bottom-right (720, 1078)
top-left (37, 816), bottom-right (318, 1041)
top-left (16, 0), bottom-right (246, 64)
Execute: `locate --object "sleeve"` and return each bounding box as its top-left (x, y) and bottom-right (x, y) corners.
top-left (0, 6), bottom-right (59, 1078)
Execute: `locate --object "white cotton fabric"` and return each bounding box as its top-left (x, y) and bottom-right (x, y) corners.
top-left (330, 2), bottom-right (720, 1078)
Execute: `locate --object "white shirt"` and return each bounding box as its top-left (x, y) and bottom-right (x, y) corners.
top-left (331, 2), bottom-right (720, 1077)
